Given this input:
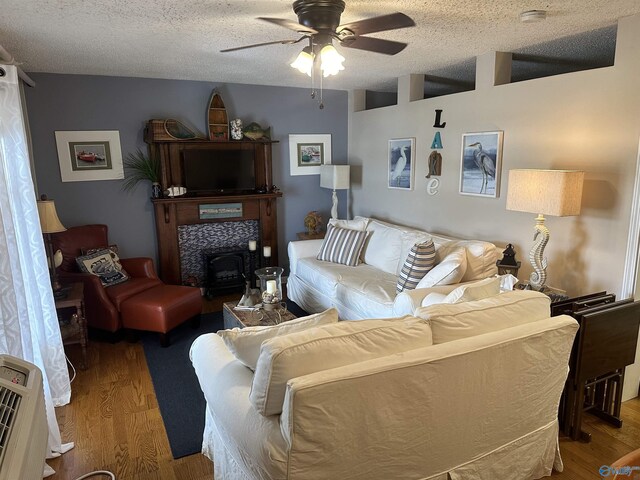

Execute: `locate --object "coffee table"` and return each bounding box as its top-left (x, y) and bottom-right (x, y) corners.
top-left (222, 301), bottom-right (297, 329)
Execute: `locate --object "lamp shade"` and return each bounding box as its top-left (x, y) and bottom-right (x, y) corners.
top-left (320, 165), bottom-right (350, 190)
top-left (37, 199), bottom-right (66, 233)
top-left (506, 169), bottom-right (584, 217)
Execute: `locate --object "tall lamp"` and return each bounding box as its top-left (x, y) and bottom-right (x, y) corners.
top-left (37, 195), bottom-right (67, 297)
top-left (320, 165), bottom-right (350, 219)
top-left (506, 169), bottom-right (584, 291)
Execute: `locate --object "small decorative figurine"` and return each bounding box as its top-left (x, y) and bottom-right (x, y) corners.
top-left (426, 151), bottom-right (442, 178)
top-left (230, 118), bottom-right (243, 140)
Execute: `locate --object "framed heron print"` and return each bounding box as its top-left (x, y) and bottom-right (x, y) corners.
top-left (459, 131), bottom-right (503, 198)
top-left (388, 138), bottom-right (415, 190)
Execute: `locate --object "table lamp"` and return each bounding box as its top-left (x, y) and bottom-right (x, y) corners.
top-left (37, 195), bottom-right (67, 297)
top-left (506, 169), bottom-right (584, 291)
top-left (320, 165), bottom-right (350, 219)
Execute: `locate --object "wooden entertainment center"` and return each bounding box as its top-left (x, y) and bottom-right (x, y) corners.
top-left (145, 122), bottom-right (282, 285)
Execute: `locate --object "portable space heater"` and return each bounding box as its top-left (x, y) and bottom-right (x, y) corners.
top-left (0, 354), bottom-right (48, 480)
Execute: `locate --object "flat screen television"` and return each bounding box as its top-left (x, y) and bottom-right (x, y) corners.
top-left (182, 149), bottom-right (256, 194)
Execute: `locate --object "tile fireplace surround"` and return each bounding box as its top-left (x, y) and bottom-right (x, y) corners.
top-left (178, 221), bottom-right (258, 286)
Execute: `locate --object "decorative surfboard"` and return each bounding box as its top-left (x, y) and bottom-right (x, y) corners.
top-left (207, 91), bottom-right (229, 141)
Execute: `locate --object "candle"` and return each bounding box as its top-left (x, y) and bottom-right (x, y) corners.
top-left (266, 280), bottom-right (277, 294)
top-left (263, 246), bottom-right (271, 258)
top-left (248, 240), bottom-right (257, 251)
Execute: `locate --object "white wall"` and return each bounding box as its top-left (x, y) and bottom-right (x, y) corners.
top-left (348, 14), bottom-right (640, 399)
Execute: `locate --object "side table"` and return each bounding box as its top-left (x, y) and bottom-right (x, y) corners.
top-left (222, 301), bottom-right (297, 329)
top-left (55, 283), bottom-right (88, 369)
top-left (296, 231), bottom-right (325, 241)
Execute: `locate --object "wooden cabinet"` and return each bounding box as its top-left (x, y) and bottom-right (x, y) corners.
top-left (146, 125), bottom-right (282, 285)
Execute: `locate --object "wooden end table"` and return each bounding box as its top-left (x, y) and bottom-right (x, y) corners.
top-left (222, 301), bottom-right (297, 329)
top-left (296, 231), bottom-right (325, 241)
top-left (55, 283), bottom-right (88, 369)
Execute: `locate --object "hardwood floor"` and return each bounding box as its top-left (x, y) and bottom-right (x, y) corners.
top-left (48, 300), bottom-right (640, 479)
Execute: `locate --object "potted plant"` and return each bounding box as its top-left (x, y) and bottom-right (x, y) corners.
top-left (122, 148), bottom-right (161, 198)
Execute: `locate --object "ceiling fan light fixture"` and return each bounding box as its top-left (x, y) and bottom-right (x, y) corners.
top-left (291, 47), bottom-right (314, 76)
top-left (320, 44), bottom-right (345, 77)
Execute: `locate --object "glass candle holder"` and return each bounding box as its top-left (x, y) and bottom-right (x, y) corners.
top-left (255, 266), bottom-right (283, 311)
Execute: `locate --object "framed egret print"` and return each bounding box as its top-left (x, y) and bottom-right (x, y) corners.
top-left (55, 130), bottom-right (124, 182)
top-left (289, 134), bottom-right (332, 175)
top-left (459, 131), bottom-right (503, 198)
top-left (388, 138), bottom-right (415, 190)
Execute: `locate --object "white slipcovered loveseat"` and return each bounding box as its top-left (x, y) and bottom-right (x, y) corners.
top-left (190, 290), bottom-right (578, 480)
top-left (287, 217), bottom-right (501, 319)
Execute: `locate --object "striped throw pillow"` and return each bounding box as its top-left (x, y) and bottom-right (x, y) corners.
top-left (316, 224), bottom-right (368, 266)
top-left (396, 240), bottom-right (436, 293)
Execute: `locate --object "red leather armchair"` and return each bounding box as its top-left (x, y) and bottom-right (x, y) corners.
top-left (52, 224), bottom-right (162, 332)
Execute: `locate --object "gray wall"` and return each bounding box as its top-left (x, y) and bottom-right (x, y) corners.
top-left (25, 73), bottom-right (348, 268)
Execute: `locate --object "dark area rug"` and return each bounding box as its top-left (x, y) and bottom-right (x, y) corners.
top-left (141, 300), bottom-right (308, 459)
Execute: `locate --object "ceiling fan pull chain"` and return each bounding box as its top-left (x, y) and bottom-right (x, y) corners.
top-left (319, 72), bottom-right (324, 109)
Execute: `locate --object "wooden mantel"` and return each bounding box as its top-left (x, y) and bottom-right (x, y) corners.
top-left (152, 192), bottom-right (282, 285)
top-left (146, 122), bottom-right (282, 285)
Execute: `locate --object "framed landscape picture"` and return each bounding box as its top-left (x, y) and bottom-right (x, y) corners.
top-left (289, 134), bottom-right (332, 175)
top-left (55, 130), bottom-right (124, 182)
top-left (459, 131), bottom-right (503, 198)
top-left (388, 138), bottom-right (415, 190)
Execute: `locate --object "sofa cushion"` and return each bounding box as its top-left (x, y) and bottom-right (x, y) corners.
top-left (250, 317), bottom-right (433, 416)
top-left (217, 308), bottom-right (339, 370)
top-left (396, 240), bottom-right (436, 293)
top-left (416, 247), bottom-right (467, 288)
top-left (335, 266), bottom-right (398, 318)
top-left (363, 219), bottom-right (405, 275)
top-left (443, 276), bottom-right (501, 304)
top-left (415, 290), bottom-right (551, 344)
top-left (317, 225), bottom-right (368, 266)
top-left (436, 240), bottom-right (499, 282)
top-left (328, 216), bottom-right (370, 231)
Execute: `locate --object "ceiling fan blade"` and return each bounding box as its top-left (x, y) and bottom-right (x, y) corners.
top-left (258, 17), bottom-right (318, 35)
top-left (340, 36), bottom-right (408, 55)
top-left (337, 12), bottom-right (415, 36)
top-left (220, 38), bottom-right (301, 53)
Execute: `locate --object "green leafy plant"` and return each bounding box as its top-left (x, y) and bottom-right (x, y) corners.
top-left (122, 148), bottom-right (160, 192)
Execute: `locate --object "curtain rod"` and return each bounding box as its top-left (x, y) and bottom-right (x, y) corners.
top-left (0, 45), bottom-right (36, 87)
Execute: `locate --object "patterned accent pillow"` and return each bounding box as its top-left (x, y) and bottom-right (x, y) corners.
top-left (396, 240), bottom-right (436, 293)
top-left (76, 248), bottom-right (130, 287)
top-left (81, 244), bottom-right (123, 270)
top-left (316, 224), bottom-right (368, 266)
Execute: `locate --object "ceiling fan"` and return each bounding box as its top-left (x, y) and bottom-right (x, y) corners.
top-left (221, 0), bottom-right (414, 108)
top-left (221, 0), bottom-right (415, 72)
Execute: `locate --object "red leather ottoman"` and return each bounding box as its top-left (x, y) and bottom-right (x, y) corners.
top-left (120, 285), bottom-right (202, 347)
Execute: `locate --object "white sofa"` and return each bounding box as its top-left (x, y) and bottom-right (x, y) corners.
top-left (287, 217), bottom-right (500, 319)
top-left (190, 290), bottom-right (579, 480)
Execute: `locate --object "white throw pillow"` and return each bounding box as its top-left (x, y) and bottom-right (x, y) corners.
top-left (420, 292), bottom-right (448, 307)
top-left (416, 247), bottom-right (467, 288)
top-left (217, 308), bottom-right (339, 370)
top-left (362, 220), bottom-right (404, 275)
top-left (436, 240), bottom-right (499, 282)
top-left (250, 316), bottom-right (433, 416)
top-left (442, 276), bottom-right (501, 304)
top-left (415, 290), bottom-right (550, 344)
top-left (328, 216), bottom-right (370, 231)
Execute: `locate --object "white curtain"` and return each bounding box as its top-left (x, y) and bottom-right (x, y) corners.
top-left (0, 65), bottom-right (71, 463)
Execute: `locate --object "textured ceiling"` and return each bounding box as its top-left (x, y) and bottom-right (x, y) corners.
top-left (1, 1), bottom-right (639, 91)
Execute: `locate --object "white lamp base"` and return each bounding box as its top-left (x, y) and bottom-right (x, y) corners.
top-left (330, 189), bottom-right (338, 219)
top-left (528, 214), bottom-right (549, 291)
